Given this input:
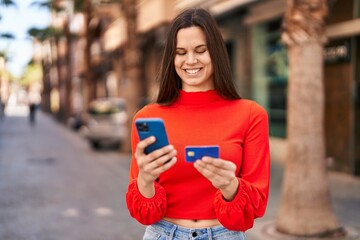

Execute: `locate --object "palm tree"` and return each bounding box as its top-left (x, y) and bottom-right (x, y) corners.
top-left (27, 27), bottom-right (56, 113)
top-left (31, 0), bottom-right (75, 122)
top-left (31, 0), bottom-right (117, 122)
top-left (276, 0), bottom-right (344, 237)
top-left (71, 0), bottom-right (106, 109)
top-left (120, 0), bottom-right (143, 152)
top-left (82, 0), bottom-right (95, 108)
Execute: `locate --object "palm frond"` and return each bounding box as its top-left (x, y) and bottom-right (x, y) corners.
top-left (28, 26), bottom-right (63, 41)
top-left (0, 32), bottom-right (15, 39)
top-left (29, 0), bottom-right (64, 12)
top-left (0, 0), bottom-right (17, 7)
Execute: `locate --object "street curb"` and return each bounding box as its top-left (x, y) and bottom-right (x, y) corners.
top-left (251, 220), bottom-right (360, 240)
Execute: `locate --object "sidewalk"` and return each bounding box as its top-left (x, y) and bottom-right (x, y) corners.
top-left (246, 159), bottom-right (360, 240)
top-left (0, 105), bottom-right (147, 240)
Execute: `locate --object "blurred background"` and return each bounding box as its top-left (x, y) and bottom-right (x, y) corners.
top-left (0, 0), bottom-right (360, 239)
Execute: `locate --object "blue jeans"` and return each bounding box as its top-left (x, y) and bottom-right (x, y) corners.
top-left (143, 220), bottom-right (245, 240)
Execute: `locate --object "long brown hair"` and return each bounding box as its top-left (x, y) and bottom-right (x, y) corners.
top-left (156, 8), bottom-right (241, 105)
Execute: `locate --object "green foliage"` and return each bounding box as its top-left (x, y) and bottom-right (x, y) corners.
top-left (30, 0), bottom-right (63, 12)
top-left (20, 63), bottom-right (42, 87)
top-left (73, 0), bottom-right (84, 12)
top-left (0, 49), bottom-right (11, 61)
top-left (0, 50), bottom-right (7, 58)
top-left (28, 26), bottom-right (62, 41)
top-left (74, 0), bottom-right (119, 12)
top-left (100, 0), bottom-right (119, 3)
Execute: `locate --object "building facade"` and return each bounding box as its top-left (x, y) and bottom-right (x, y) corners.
top-left (176, 0), bottom-right (360, 176)
top-left (39, 0), bottom-right (360, 175)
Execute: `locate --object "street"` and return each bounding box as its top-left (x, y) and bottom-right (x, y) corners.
top-left (0, 105), bottom-right (145, 240)
top-left (1, 105), bottom-right (360, 240)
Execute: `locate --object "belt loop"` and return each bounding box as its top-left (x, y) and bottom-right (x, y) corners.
top-left (207, 227), bottom-right (213, 240)
top-left (168, 223), bottom-right (177, 240)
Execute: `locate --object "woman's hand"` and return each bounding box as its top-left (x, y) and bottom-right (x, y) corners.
top-left (194, 157), bottom-right (239, 201)
top-left (135, 136), bottom-right (177, 198)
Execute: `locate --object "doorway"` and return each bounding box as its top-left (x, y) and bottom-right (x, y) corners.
top-left (354, 36), bottom-right (360, 175)
top-left (324, 38), bottom-right (353, 173)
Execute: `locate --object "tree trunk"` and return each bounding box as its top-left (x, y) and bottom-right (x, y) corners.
top-left (121, 0), bottom-right (142, 152)
top-left (83, 0), bottom-right (94, 110)
top-left (41, 55), bottom-right (51, 113)
top-left (55, 37), bottom-right (66, 122)
top-left (64, 18), bottom-right (73, 121)
top-left (276, 0), bottom-right (344, 237)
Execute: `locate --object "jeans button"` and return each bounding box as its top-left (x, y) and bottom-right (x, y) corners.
top-left (192, 232), bottom-right (197, 237)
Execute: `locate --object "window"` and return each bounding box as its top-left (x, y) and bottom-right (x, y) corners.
top-left (252, 18), bottom-right (288, 138)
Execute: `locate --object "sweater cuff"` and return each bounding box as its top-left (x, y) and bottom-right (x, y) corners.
top-left (126, 179), bottom-right (167, 225)
top-left (215, 178), bottom-right (244, 205)
top-left (214, 178), bottom-right (252, 231)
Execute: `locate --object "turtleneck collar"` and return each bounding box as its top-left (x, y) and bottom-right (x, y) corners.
top-left (174, 90), bottom-right (223, 106)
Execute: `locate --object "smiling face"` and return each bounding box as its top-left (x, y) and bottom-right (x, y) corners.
top-left (174, 26), bottom-right (214, 92)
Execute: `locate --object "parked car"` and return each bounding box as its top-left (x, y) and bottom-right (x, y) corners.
top-left (80, 98), bottom-right (128, 149)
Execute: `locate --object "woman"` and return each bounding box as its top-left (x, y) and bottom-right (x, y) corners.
top-left (126, 8), bottom-right (270, 240)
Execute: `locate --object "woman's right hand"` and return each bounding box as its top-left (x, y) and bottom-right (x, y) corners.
top-left (135, 136), bottom-right (177, 198)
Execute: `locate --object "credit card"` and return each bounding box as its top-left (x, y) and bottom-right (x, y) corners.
top-left (185, 146), bottom-right (219, 162)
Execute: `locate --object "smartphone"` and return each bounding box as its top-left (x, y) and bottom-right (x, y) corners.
top-left (185, 145), bottom-right (219, 162)
top-left (135, 118), bottom-right (169, 154)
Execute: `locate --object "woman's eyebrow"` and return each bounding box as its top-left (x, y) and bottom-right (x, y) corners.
top-left (176, 44), bottom-right (207, 50)
top-left (195, 44), bottom-right (207, 48)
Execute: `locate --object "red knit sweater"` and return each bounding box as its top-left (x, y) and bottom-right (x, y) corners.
top-left (126, 90), bottom-right (270, 231)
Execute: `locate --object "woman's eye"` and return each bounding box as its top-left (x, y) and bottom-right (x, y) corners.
top-left (196, 49), bottom-right (207, 54)
top-left (175, 49), bottom-right (186, 55)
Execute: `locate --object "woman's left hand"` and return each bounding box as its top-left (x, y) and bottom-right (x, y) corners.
top-left (194, 157), bottom-right (239, 201)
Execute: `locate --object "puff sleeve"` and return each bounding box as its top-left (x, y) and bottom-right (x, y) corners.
top-left (126, 179), bottom-right (167, 225)
top-left (125, 116), bottom-right (168, 225)
top-left (214, 102), bottom-right (270, 231)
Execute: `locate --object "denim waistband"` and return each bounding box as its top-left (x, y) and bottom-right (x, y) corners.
top-left (148, 219), bottom-right (245, 240)
top-left (155, 219), bottom-right (224, 232)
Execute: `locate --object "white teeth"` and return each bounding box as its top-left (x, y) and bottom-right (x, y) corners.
top-left (185, 69), bottom-right (200, 74)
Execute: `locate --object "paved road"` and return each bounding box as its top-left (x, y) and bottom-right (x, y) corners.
top-left (1, 105), bottom-right (359, 240)
top-left (0, 106), bottom-right (145, 240)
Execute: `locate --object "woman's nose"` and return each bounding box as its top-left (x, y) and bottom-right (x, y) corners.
top-left (185, 53), bottom-right (197, 64)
